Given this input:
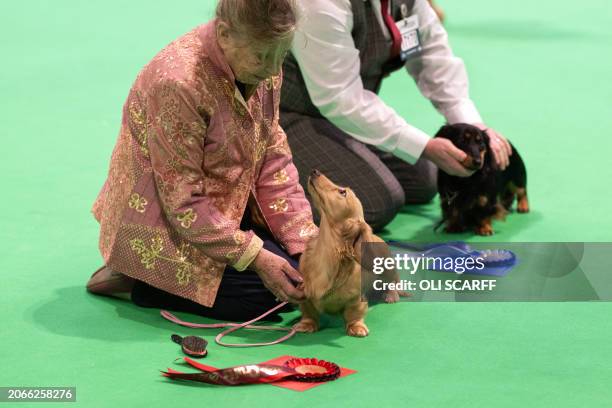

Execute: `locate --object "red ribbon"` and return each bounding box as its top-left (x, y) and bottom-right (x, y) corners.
top-left (162, 357), bottom-right (340, 386)
top-left (162, 358), bottom-right (295, 385)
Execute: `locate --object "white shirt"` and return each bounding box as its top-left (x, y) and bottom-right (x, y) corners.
top-left (291, 0), bottom-right (483, 164)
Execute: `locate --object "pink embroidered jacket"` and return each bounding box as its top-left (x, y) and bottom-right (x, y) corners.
top-left (92, 21), bottom-right (316, 307)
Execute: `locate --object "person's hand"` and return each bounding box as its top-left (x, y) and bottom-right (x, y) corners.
top-left (249, 248), bottom-right (305, 304)
top-left (423, 138), bottom-right (475, 177)
top-left (473, 123), bottom-right (512, 170)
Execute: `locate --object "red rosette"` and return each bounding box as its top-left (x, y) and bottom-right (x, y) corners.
top-left (284, 358), bottom-right (341, 382)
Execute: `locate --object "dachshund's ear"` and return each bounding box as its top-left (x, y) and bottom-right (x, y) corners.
top-left (479, 129), bottom-right (497, 170)
top-left (480, 129), bottom-right (491, 145)
top-left (434, 125), bottom-right (460, 141)
top-left (434, 125), bottom-right (454, 139)
top-left (340, 218), bottom-right (374, 262)
top-left (435, 124), bottom-right (457, 140)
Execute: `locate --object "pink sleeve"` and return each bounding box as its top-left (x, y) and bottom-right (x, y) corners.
top-left (254, 76), bottom-right (317, 255)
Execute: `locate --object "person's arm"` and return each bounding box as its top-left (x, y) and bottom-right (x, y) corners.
top-left (405, 0), bottom-right (482, 125)
top-left (255, 74), bottom-right (318, 256)
top-left (291, 0), bottom-right (429, 164)
top-left (407, 0), bottom-right (512, 169)
top-left (138, 81), bottom-right (263, 271)
top-left (251, 122), bottom-right (312, 303)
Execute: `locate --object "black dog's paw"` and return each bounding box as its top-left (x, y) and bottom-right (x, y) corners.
top-left (516, 189), bottom-right (530, 213)
top-left (475, 223), bottom-right (494, 236)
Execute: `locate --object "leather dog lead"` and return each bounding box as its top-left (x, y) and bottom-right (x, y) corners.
top-left (160, 301), bottom-right (297, 347)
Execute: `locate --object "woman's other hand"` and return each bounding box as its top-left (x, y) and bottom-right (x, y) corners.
top-left (473, 123), bottom-right (512, 170)
top-left (250, 248), bottom-right (305, 304)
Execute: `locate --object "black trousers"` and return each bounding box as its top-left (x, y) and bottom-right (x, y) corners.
top-left (131, 216), bottom-right (297, 322)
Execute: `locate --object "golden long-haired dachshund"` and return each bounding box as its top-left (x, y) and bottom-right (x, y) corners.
top-left (295, 170), bottom-right (406, 337)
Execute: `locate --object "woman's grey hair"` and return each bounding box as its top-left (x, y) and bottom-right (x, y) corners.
top-left (215, 0), bottom-right (299, 44)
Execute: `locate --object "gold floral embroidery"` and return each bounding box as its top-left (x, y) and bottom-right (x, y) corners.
top-left (129, 100), bottom-right (150, 158)
top-left (299, 223), bottom-right (318, 238)
top-left (175, 243), bottom-right (193, 286)
top-left (269, 198), bottom-right (288, 213)
top-left (129, 237), bottom-right (195, 285)
top-left (188, 121), bottom-right (205, 144)
top-left (273, 169), bottom-right (289, 185)
top-left (268, 137), bottom-right (292, 157)
top-left (176, 263), bottom-right (192, 286)
top-left (262, 117), bottom-right (274, 132)
top-left (272, 75), bottom-right (281, 90)
top-left (128, 193), bottom-right (148, 213)
top-left (130, 237), bottom-right (164, 269)
top-left (177, 208), bottom-right (197, 228)
top-left (264, 78), bottom-right (273, 91)
top-left (233, 230), bottom-right (246, 245)
top-left (255, 139), bottom-right (267, 163)
top-left (222, 80), bottom-right (248, 114)
top-left (164, 156), bottom-right (181, 178)
top-left (154, 86), bottom-right (191, 160)
top-left (279, 213), bottom-right (312, 235)
top-left (264, 75), bottom-right (281, 91)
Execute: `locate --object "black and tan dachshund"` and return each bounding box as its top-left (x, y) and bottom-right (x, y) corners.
top-left (435, 123), bottom-right (529, 236)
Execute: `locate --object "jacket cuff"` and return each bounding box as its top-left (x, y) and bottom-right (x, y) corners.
top-left (285, 241), bottom-right (308, 257)
top-left (392, 125), bottom-right (430, 164)
top-left (232, 235), bottom-right (264, 272)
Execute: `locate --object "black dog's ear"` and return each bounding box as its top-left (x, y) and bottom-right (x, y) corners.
top-left (435, 124), bottom-right (457, 140)
top-left (479, 128), bottom-right (491, 145)
top-left (479, 129), bottom-right (497, 170)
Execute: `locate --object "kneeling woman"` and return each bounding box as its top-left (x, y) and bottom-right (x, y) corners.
top-left (87, 0), bottom-right (316, 321)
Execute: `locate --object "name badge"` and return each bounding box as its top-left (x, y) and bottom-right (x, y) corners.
top-left (396, 14), bottom-right (421, 61)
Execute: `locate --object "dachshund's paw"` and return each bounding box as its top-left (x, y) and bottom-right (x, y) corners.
top-left (475, 224), bottom-right (494, 236)
top-left (384, 290), bottom-right (400, 303)
top-left (384, 290), bottom-right (410, 303)
top-left (346, 321), bottom-right (369, 337)
top-left (294, 319), bottom-right (319, 333)
top-left (517, 199), bottom-right (530, 213)
top-left (516, 189), bottom-right (529, 213)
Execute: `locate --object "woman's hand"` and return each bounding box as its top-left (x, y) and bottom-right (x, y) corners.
top-left (423, 138), bottom-right (475, 177)
top-left (250, 248), bottom-right (305, 304)
top-left (473, 123), bottom-right (512, 170)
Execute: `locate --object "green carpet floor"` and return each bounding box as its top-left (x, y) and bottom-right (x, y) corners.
top-left (2, 0), bottom-right (612, 407)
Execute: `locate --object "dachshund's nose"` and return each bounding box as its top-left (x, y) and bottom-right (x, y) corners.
top-left (311, 169), bottom-right (321, 178)
top-left (473, 158), bottom-right (482, 166)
